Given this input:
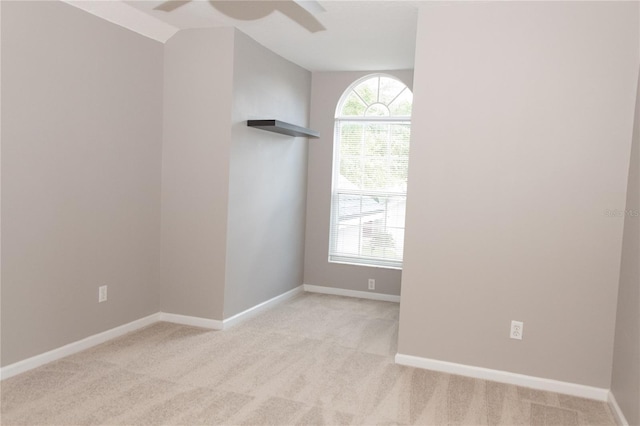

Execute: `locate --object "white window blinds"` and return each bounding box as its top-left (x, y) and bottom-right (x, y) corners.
top-left (329, 75), bottom-right (412, 269)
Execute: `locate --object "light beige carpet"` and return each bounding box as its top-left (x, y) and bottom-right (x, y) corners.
top-left (1, 293), bottom-right (616, 425)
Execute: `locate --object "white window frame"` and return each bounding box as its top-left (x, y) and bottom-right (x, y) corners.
top-left (328, 74), bottom-right (412, 270)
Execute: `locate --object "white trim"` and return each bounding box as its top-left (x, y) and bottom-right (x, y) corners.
top-left (0, 287), bottom-right (307, 380)
top-left (158, 313), bottom-right (223, 330)
top-left (394, 353), bottom-right (609, 401)
top-left (608, 391), bottom-right (630, 426)
top-left (328, 257), bottom-right (402, 271)
top-left (303, 283), bottom-right (400, 303)
top-left (0, 313), bottom-right (160, 380)
top-left (223, 285), bottom-right (304, 329)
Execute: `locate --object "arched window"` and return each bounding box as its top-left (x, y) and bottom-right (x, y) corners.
top-left (329, 74), bottom-right (412, 269)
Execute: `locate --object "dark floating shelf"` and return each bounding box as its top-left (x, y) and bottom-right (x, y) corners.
top-left (247, 120), bottom-right (319, 139)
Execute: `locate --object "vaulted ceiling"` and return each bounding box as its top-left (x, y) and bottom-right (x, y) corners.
top-left (63, 0), bottom-right (419, 71)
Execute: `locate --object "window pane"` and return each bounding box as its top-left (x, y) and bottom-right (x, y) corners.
top-left (340, 92), bottom-right (366, 116)
top-left (391, 125), bottom-right (410, 156)
top-left (339, 157), bottom-right (362, 189)
top-left (390, 159), bottom-right (409, 190)
top-left (354, 77), bottom-right (378, 105)
top-left (364, 123), bottom-right (388, 156)
top-left (339, 123), bottom-right (363, 156)
top-left (363, 158), bottom-right (387, 190)
top-left (332, 193), bottom-right (406, 262)
top-left (379, 77), bottom-right (406, 105)
top-left (388, 89), bottom-right (413, 116)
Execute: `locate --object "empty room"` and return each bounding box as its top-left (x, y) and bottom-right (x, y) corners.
top-left (1, 0), bottom-right (638, 425)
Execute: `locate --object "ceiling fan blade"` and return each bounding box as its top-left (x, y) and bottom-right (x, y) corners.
top-left (210, 1), bottom-right (274, 21)
top-left (154, 0), bottom-right (192, 12)
top-left (155, 0), bottom-right (326, 33)
top-left (279, 1), bottom-right (325, 33)
top-left (211, 1), bottom-right (325, 33)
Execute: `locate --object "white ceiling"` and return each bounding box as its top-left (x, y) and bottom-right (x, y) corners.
top-left (65, 0), bottom-right (420, 71)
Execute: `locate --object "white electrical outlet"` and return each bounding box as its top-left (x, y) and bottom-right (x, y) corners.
top-left (368, 279), bottom-right (375, 290)
top-left (510, 320), bottom-right (523, 340)
top-left (98, 285), bottom-right (108, 303)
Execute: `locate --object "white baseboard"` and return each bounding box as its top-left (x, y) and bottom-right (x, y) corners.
top-left (158, 312), bottom-right (223, 330)
top-left (223, 285), bottom-right (303, 329)
top-left (303, 283), bottom-right (400, 303)
top-left (0, 287), bottom-right (304, 381)
top-left (395, 353), bottom-right (609, 401)
top-left (160, 286), bottom-right (304, 330)
top-left (0, 313), bottom-right (160, 380)
top-left (608, 391), bottom-right (630, 426)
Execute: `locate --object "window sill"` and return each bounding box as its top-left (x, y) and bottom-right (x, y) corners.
top-left (328, 258), bottom-right (403, 271)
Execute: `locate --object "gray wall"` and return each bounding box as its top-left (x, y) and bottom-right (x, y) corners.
top-left (303, 70), bottom-right (413, 296)
top-left (398, 2), bottom-right (639, 388)
top-left (1, 1), bottom-right (163, 366)
top-left (0, 0), bottom-right (3, 367)
top-left (611, 68), bottom-right (640, 425)
top-left (161, 28), bottom-right (234, 320)
top-left (223, 31), bottom-right (311, 318)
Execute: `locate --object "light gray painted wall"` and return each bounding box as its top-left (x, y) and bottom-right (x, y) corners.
top-left (161, 28), bottom-right (234, 320)
top-left (398, 2), bottom-right (639, 388)
top-left (303, 70), bottom-right (413, 296)
top-left (1, 1), bottom-right (163, 366)
top-left (611, 69), bottom-right (640, 425)
top-left (224, 31), bottom-right (311, 318)
top-left (1, 0), bottom-right (4, 368)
